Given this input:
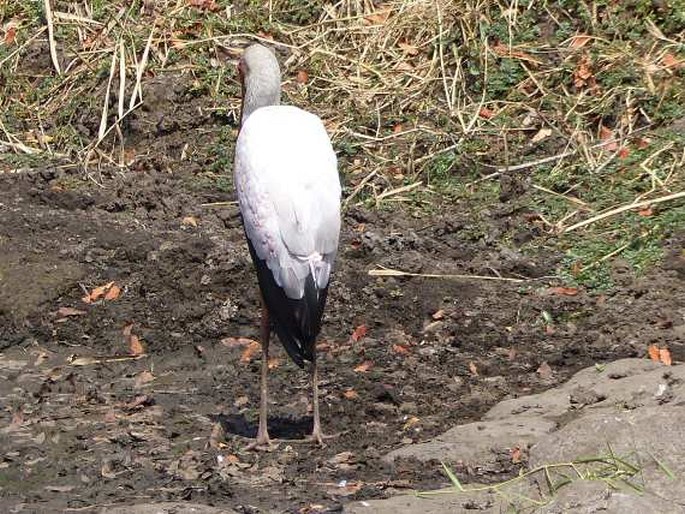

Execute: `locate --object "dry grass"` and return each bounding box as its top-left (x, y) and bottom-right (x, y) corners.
top-left (1, 0), bottom-right (684, 285)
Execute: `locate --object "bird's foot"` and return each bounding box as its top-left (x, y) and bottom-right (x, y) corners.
top-left (306, 429), bottom-right (343, 448)
top-left (244, 432), bottom-right (276, 452)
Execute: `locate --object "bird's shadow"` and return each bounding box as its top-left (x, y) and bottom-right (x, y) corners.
top-left (211, 412), bottom-right (312, 440)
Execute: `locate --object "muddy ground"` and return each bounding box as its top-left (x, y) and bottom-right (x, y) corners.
top-left (2, 71), bottom-right (685, 513)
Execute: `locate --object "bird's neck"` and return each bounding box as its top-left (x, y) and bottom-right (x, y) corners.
top-left (240, 75), bottom-right (281, 126)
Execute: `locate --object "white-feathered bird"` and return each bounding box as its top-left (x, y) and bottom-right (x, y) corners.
top-left (233, 44), bottom-right (341, 447)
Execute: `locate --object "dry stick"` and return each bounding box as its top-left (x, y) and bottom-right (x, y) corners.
top-left (368, 266), bottom-right (527, 283)
top-left (44, 0), bottom-right (61, 74)
top-left (118, 40), bottom-right (126, 119)
top-left (130, 27), bottom-right (155, 109)
top-left (344, 170), bottom-right (378, 208)
top-left (564, 191), bottom-right (685, 233)
top-left (98, 47), bottom-right (118, 140)
top-left (375, 181), bottom-right (423, 204)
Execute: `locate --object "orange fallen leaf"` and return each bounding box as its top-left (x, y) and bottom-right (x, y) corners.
top-left (4, 25), bottom-right (17, 45)
top-left (221, 337), bottom-right (258, 348)
top-left (478, 107), bottom-right (495, 119)
top-left (662, 52), bottom-right (683, 69)
top-left (296, 70), bottom-right (309, 84)
top-left (82, 281), bottom-right (115, 303)
top-left (510, 446), bottom-right (522, 463)
top-left (354, 360), bottom-right (373, 373)
top-left (392, 123), bottom-right (404, 134)
top-left (240, 341), bottom-right (261, 363)
top-left (618, 146), bottom-right (630, 160)
top-left (129, 334), bottom-right (145, 356)
top-left (225, 454), bottom-right (240, 464)
top-left (660, 348), bottom-right (672, 366)
top-left (104, 283), bottom-right (121, 300)
top-left (468, 361), bottom-right (478, 376)
top-left (648, 344), bottom-right (660, 362)
top-left (351, 324), bottom-right (368, 342)
top-left (638, 207), bottom-right (653, 217)
top-left (267, 356), bottom-right (281, 369)
top-left (548, 286), bottom-right (579, 296)
top-left (392, 344), bottom-right (410, 355)
top-left (343, 389), bottom-right (359, 400)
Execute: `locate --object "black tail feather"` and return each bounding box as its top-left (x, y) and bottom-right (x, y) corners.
top-left (246, 239), bottom-right (328, 368)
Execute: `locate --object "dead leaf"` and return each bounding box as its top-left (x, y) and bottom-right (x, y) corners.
top-left (573, 55), bottom-right (596, 90)
top-left (209, 422), bottom-right (225, 449)
top-left (343, 389), bottom-right (359, 400)
top-left (354, 360), bottom-right (373, 373)
top-left (182, 216), bottom-right (198, 227)
top-left (569, 34), bottom-right (592, 48)
top-left (234, 395), bottom-right (249, 408)
top-left (124, 394), bottom-right (153, 411)
top-left (648, 344), bottom-right (660, 362)
top-left (660, 348), bottom-right (672, 366)
top-left (240, 341), bottom-right (261, 363)
top-left (134, 370), bottom-right (155, 387)
top-left (662, 52), bottom-right (683, 69)
top-left (638, 207), bottom-right (653, 217)
top-left (531, 128), bottom-right (553, 144)
top-left (82, 281), bottom-right (115, 303)
top-left (537, 361), bottom-right (553, 379)
top-left (56, 306), bottom-right (86, 317)
top-left (478, 107), bottom-right (495, 119)
top-left (548, 286), bottom-right (580, 296)
top-left (570, 261), bottom-right (582, 277)
top-left (402, 416), bottom-right (420, 430)
top-left (491, 41), bottom-right (538, 63)
top-left (392, 344), bottom-right (410, 355)
top-left (432, 309), bottom-right (445, 320)
top-left (510, 446), bottom-right (522, 463)
top-left (618, 146), bottom-right (630, 160)
top-left (4, 25), bottom-right (17, 45)
top-left (468, 361), bottom-right (478, 376)
top-left (351, 324), bottom-right (368, 342)
top-left (363, 8), bottom-right (391, 25)
top-left (267, 356), bottom-right (281, 369)
top-left (187, 0), bottom-right (219, 11)
top-left (221, 337), bottom-right (258, 348)
top-left (123, 324), bottom-right (145, 355)
top-left (392, 123), bottom-right (404, 134)
top-left (398, 41), bottom-right (419, 55)
top-left (104, 284), bottom-right (121, 301)
top-left (296, 70), bottom-right (309, 84)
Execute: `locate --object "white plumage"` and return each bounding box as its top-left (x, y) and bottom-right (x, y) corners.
top-left (235, 105), bottom-right (341, 299)
top-left (233, 43), bottom-right (341, 447)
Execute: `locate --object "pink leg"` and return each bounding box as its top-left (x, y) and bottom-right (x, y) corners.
top-left (310, 355), bottom-right (324, 446)
top-left (248, 303), bottom-right (272, 449)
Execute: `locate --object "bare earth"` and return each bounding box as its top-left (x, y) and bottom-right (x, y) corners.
top-left (2, 71), bottom-right (685, 513)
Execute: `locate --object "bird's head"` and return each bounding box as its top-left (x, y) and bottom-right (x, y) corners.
top-left (238, 44), bottom-right (282, 125)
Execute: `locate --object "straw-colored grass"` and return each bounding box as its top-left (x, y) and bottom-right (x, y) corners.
top-left (1, 0), bottom-right (684, 287)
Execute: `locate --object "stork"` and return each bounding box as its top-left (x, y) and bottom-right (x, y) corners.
top-left (233, 44), bottom-right (341, 448)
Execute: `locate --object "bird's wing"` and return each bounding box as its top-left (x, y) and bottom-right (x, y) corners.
top-left (234, 105), bottom-right (341, 300)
